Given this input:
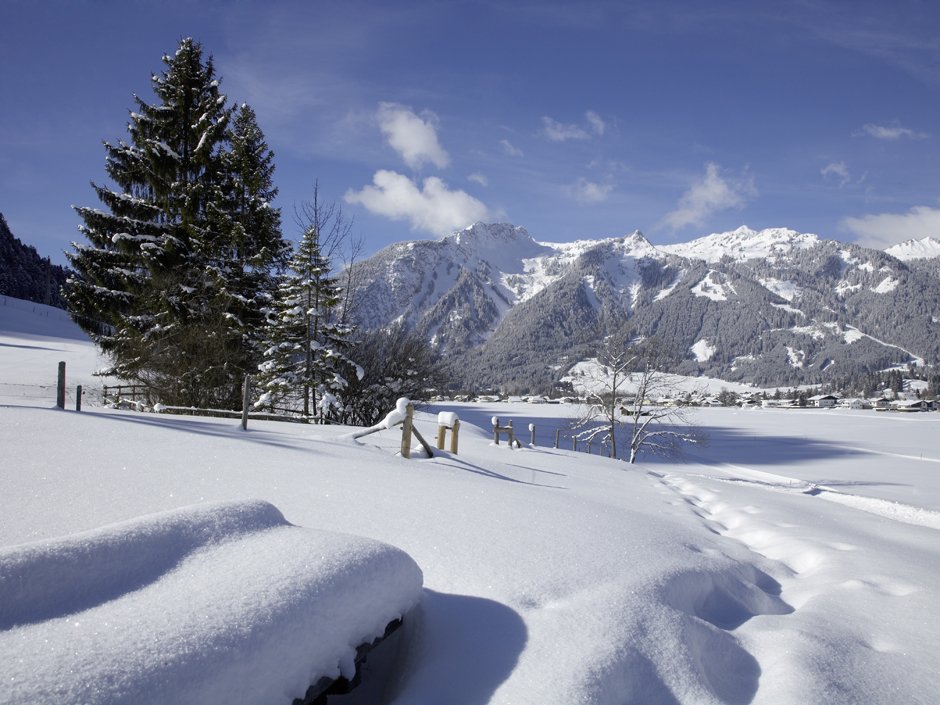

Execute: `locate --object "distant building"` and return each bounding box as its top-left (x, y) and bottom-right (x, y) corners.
top-left (808, 394), bottom-right (838, 408)
top-left (894, 399), bottom-right (928, 412)
top-left (838, 398), bottom-right (868, 410)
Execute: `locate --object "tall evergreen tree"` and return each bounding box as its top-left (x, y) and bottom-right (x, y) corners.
top-left (207, 103), bottom-right (289, 375)
top-left (66, 38), bottom-right (286, 407)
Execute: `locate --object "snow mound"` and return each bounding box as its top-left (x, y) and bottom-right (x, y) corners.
top-left (0, 499), bottom-right (423, 705)
top-left (381, 396), bottom-right (412, 428)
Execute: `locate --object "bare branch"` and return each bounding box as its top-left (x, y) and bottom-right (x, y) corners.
top-left (571, 330), bottom-right (703, 463)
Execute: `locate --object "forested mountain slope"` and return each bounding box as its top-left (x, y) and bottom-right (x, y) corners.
top-left (348, 223), bottom-right (940, 392)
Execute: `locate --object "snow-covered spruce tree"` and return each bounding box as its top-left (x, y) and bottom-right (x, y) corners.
top-left (66, 39), bottom-right (286, 408)
top-left (208, 103), bottom-right (289, 373)
top-left (256, 217), bottom-right (359, 420)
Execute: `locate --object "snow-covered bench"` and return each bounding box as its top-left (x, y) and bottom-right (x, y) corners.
top-left (0, 500), bottom-right (423, 705)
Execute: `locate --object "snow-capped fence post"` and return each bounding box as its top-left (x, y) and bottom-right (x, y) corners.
top-left (436, 412), bottom-right (460, 454)
top-left (401, 403), bottom-right (415, 458)
top-left (56, 361), bottom-right (65, 409)
top-left (571, 436), bottom-right (577, 452)
top-left (529, 423), bottom-right (536, 446)
top-left (76, 385), bottom-right (82, 412)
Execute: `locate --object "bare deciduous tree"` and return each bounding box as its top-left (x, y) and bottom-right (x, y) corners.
top-left (572, 331), bottom-right (702, 463)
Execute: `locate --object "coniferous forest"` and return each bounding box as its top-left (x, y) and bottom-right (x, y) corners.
top-left (0, 213), bottom-right (70, 308)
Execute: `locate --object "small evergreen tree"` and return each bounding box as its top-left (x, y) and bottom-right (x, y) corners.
top-left (257, 220), bottom-right (358, 419)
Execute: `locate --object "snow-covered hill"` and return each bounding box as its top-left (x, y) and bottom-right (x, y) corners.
top-left (348, 223), bottom-right (940, 392)
top-left (2, 295), bottom-right (939, 704)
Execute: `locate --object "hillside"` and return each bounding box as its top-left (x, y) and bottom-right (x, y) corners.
top-left (0, 213), bottom-right (70, 309)
top-left (347, 223), bottom-right (940, 393)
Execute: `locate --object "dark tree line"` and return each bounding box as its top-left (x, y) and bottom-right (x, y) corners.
top-left (0, 214), bottom-right (71, 308)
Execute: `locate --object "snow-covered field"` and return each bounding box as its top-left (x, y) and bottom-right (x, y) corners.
top-left (2, 297), bottom-right (939, 704)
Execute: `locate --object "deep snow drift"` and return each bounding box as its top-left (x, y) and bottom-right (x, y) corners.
top-left (1, 500), bottom-right (422, 705)
top-left (2, 297), bottom-right (939, 704)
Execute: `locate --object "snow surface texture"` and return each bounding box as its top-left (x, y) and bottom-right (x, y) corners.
top-left (2, 297), bottom-right (940, 704)
top-left (0, 500), bottom-right (422, 705)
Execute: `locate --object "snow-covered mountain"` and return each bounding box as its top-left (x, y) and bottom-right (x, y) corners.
top-left (348, 223), bottom-right (940, 392)
top-left (885, 236), bottom-right (940, 261)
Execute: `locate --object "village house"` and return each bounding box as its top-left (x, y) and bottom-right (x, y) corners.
top-left (808, 393), bottom-right (838, 408)
top-left (893, 399), bottom-right (929, 412)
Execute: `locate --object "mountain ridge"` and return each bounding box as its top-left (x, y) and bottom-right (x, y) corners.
top-left (347, 222), bottom-right (940, 393)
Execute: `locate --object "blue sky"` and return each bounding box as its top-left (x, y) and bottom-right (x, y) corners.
top-left (2, 0), bottom-right (939, 265)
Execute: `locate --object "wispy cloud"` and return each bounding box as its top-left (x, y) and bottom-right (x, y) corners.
top-left (841, 205), bottom-right (940, 249)
top-left (344, 170), bottom-right (489, 236)
top-left (855, 122), bottom-right (929, 141)
top-left (499, 139), bottom-right (524, 157)
top-left (541, 116), bottom-right (590, 142)
top-left (821, 161), bottom-right (851, 187)
top-left (541, 111), bottom-right (607, 142)
top-left (585, 110), bottom-right (606, 136)
top-left (377, 102), bottom-right (450, 169)
top-left (661, 163), bottom-right (757, 231)
top-left (468, 172), bottom-right (489, 187)
top-left (571, 178), bottom-right (613, 204)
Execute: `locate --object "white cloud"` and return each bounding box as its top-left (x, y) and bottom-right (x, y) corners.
top-left (585, 110), bottom-right (606, 136)
top-left (541, 116), bottom-right (590, 142)
top-left (662, 163), bottom-right (757, 231)
top-left (856, 122), bottom-right (929, 141)
top-left (841, 205), bottom-right (940, 249)
top-left (571, 178), bottom-right (613, 204)
top-left (499, 139), bottom-right (524, 157)
top-left (468, 173), bottom-right (489, 187)
top-left (821, 161), bottom-right (851, 187)
top-left (542, 112), bottom-right (606, 142)
top-left (376, 102), bottom-right (450, 169)
top-left (344, 170), bottom-right (490, 236)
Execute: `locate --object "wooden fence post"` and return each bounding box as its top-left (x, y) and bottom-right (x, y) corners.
top-left (492, 417), bottom-right (500, 445)
top-left (56, 361), bottom-right (66, 409)
top-left (571, 436), bottom-right (577, 452)
top-left (241, 375), bottom-right (251, 430)
top-left (554, 428), bottom-right (560, 448)
top-left (437, 424), bottom-right (446, 450)
top-left (529, 423), bottom-right (536, 446)
top-left (450, 419), bottom-right (460, 454)
top-left (76, 385), bottom-right (82, 412)
top-left (401, 403), bottom-right (414, 458)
